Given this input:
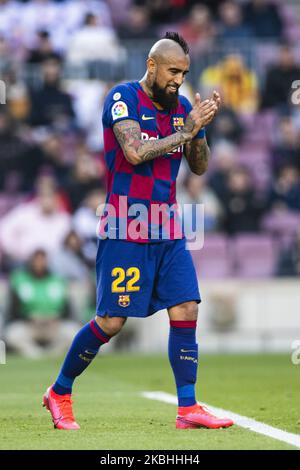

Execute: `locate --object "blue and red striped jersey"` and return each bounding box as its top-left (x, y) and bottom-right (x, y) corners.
top-left (98, 81), bottom-right (205, 242)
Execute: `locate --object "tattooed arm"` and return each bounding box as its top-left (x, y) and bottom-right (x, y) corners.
top-left (113, 119), bottom-right (191, 165)
top-left (184, 138), bottom-right (210, 176)
top-left (113, 91), bottom-right (220, 167)
top-left (184, 91), bottom-right (220, 175)
top-left (182, 102), bottom-right (212, 175)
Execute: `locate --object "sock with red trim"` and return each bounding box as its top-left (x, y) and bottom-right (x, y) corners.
top-left (168, 320), bottom-right (198, 407)
top-left (52, 319), bottom-right (110, 395)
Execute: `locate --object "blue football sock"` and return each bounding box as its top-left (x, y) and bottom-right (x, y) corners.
top-left (53, 319), bottom-right (110, 395)
top-left (168, 320), bottom-right (198, 407)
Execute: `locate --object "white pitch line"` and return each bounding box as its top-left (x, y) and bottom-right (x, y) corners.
top-left (142, 391), bottom-right (300, 449)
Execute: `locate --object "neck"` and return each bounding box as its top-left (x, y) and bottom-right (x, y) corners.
top-left (139, 73), bottom-right (153, 99)
top-left (139, 73), bottom-right (164, 110)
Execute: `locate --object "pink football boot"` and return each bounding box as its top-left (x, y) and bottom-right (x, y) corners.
top-left (176, 403), bottom-right (234, 429)
top-left (43, 386), bottom-right (80, 430)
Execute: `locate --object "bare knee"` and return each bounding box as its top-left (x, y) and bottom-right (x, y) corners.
top-left (95, 315), bottom-right (126, 337)
top-left (168, 301), bottom-right (198, 322)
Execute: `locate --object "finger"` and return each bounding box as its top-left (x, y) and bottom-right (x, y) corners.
top-left (196, 102), bottom-right (218, 116)
top-left (201, 106), bottom-right (217, 117)
top-left (212, 91), bottom-right (221, 106)
top-left (195, 92), bottom-right (201, 106)
top-left (203, 96), bottom-right (218, 107)
top-left (190, 105), bottom-right (212, 120)
top-left (192, 111), bottom-right (211, 125)
top-left (195, 99), bottom-right (214, 112)
top-left (208, 100), bottom-right (218, 110)
top-left (193, 99), bottom-right (218, 113)
top-left (201, 109), bottom-right (217, 125)
top-left (205, 111), bottom-right (218, 123)
top-left (200, 99), bottom-right (214, 108)
top-left (193, 99), bottom-right (209, 112)
top-left (206, 99), bottom-right (219, 111)
top-left (203, 111), bottom-right (216, 123)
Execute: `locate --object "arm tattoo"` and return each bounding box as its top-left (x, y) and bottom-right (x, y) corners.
top-left (113, 121), bottom-right (141, 153)
top-left (185, 138), bottom-right (210, 175)
top-left (113, 119), bottom-right (190, 164)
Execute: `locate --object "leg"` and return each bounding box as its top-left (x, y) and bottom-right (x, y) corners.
top-left (95, 315), bottom-right (127, 337)
top-left (168, 301), bottom-right (199, 408)
top-left (150, 239), bottom-right (233, 429)
top-left (168, 302), bottom-right (233, 429)
top-left (43, 315), bottom-right (126, 430)
top-left (53, 315), bottom-right (126, 395)
top-left (44, 238), bottom-right (154, 430)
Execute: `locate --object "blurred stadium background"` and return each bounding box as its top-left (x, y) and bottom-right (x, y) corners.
top-left (0, 0), bottom-right (300, 358)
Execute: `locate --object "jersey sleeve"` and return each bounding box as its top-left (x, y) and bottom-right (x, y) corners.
top-left (180, 95), bottom-right (206, 140)
top-left (102, 83), bottom-right (139, 127)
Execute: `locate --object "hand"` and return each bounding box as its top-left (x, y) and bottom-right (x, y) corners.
top-left (209, 90), bottom-right (221, 119)
top-left (194, 91), bottom-right (221, 127)
top-left (182, 91), bottom-right (221, 140)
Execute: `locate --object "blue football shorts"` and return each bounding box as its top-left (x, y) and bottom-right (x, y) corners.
top-left (95, 238), bottom-right (201, 318)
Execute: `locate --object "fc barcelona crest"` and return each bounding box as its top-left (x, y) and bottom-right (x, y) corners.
top-left (118, 294), bottom-right (130, 307)
top-left (172, 116), bottom-right (184, 131)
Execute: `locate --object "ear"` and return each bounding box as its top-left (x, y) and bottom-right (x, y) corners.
top-left (147, 57), bottom-right (157, 75)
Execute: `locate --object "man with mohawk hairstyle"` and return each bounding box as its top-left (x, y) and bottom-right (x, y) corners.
top-left (43, 32), bottom-right (233, 431)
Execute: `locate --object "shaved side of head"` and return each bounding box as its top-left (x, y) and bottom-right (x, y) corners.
top-left (148, 38), bottom-right (187, 64)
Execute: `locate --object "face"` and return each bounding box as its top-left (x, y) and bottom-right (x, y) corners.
top-left (220, 2), bottom-right (241, 26)
top-left (31, 252), bottom-right (48, 276)
top-left (279, 47), bottom-right (294, 68)
top-left (66, 232), bottom-right (81, 251)
top-left (42, 59), bottom-right (61, 84)
top-left (148, 54), bottom-right (190, 110)
top-left (228, 169), bottom-right (251, 192)
top-left (279, 166), bottom-right (299, 187)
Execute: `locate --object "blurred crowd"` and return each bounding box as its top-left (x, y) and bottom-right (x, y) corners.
top-left (0, 0), bottom-right (300, 355)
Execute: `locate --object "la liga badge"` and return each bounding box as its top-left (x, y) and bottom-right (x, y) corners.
top-left (112, 101), bottom-right (128, 120)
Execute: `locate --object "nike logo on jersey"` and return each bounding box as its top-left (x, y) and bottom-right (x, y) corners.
top-left (142, 114), bottom-right (155, 120)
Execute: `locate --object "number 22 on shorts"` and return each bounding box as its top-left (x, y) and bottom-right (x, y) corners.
top-left (111, 267), bottom-right (141, 293)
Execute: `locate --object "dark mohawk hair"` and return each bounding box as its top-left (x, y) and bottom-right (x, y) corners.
top-left (164, 32), bottom-right (189, 54)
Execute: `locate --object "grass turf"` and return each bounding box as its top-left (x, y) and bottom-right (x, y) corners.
top-left (0, 353), bottom-right (299, 450)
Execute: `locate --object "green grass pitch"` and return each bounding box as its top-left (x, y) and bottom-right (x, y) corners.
top-left (0, 353), bottom-right (299, 450)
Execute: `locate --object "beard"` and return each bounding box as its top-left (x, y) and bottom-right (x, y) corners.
top-left (151, 81), bottom-right (179, 111)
